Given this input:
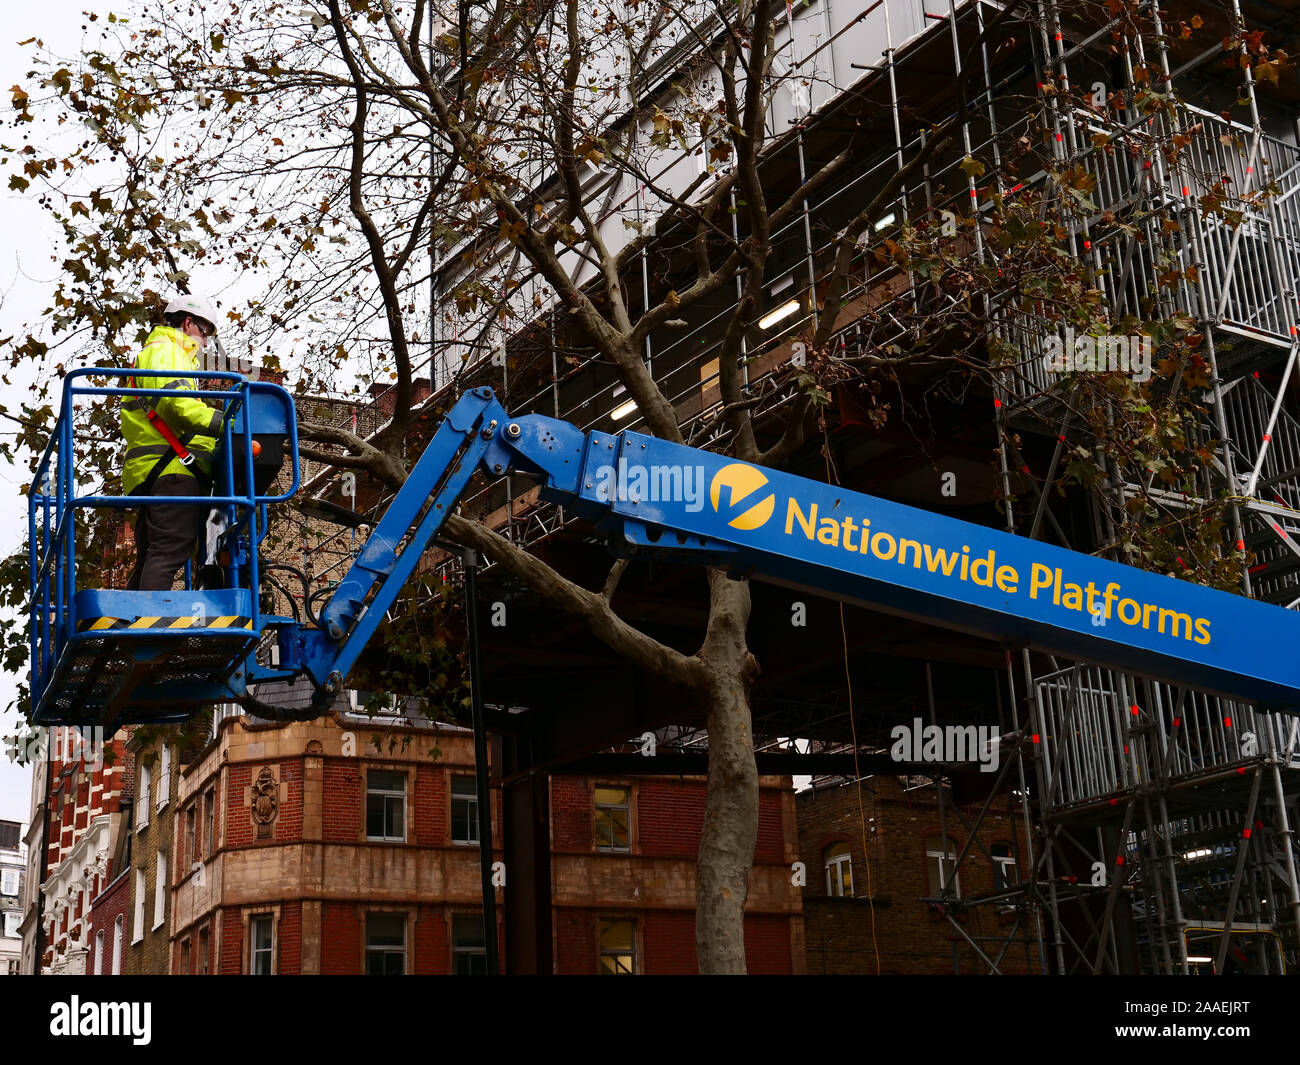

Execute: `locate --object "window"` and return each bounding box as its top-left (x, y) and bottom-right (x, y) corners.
top-left (153, 851), bottom-right (166, 929)
top-left (599, 918), bottom-right (636, 975)
top-left (825, 842), bottom-right (853, 897)
top-left (112, 915), bottom-right (124, 974)
top-left (350, 689), bottom-right (401, 717)
top-left (366, 770), bottom-right (406, 841)
top-left (0, 821), bottom-right (17, 850)
top-left (204, 789), bottom-right (216, 856)
top-left (198, 926), bottom-right (209, 975)
top-left (132, 870), bottom-right (145, 942)
top-left (137, 764), bottom-right (151, 829)
top-left (3, 911), bottom-right (19, 938)
top-left (365, 913), bottom-right (406, 975)
top-left (451, 775), bottom-right (479, 845)
top-left (180, 937), bottom-right (191, 975)
top-left (7, 959), bottom-right (18, 975)
top-left (185, 807), bottom-right (197, 872)
top-left (926, 835), bottom-right (961, 899)
top-left (992, 843), bottom-right (1017, 891)
top-left (157, 746), bottom-right (171, 809)
top-left (451, 914), bottom-right (487, 975)
top-left (594, 786), bottom-right (630, 851)
top-left (94, 930), bottom-right (104, 974)
top-left (0, 869), bottom-right (17, 896)
top-left (249, 915), bottom-right (273, 975)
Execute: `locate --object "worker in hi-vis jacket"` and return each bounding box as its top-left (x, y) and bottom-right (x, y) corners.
top-left (120, 294), bottom-right (225, 591)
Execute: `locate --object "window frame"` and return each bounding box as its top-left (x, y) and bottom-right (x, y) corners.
top-left (204, 788), bottom-right (216, 857)
top-left (450, 773), bottom-right (479, 846)
top-left (365, 768), bottom-right (408, 843)
top-left (824, 842), bottom-right (854, 897)
top-left (132, 869), bottom-right (145, 943)
top-left (156, 745), bottom-right (171, 810)
top-left (112, 915), bottom-right (124, 974)
top-left (598, 916), bottom-right (638, 975)
top-left (136, 763), bottom-right (152, 831)
top-left (0, 868), bottom-right (18, 896)
top-left (152, 850), bottom-right (167, 930)
top-left (93, 929), bottom-right (104, 974)
top-left (364, 911), bottom-right (407, 975)
top-left (349, 689), bottom-right (403, 718)
top-left (593, 784), bottom-right (632, 853)
top-left (185, 805), bottom-right (198, 872)
top-left (249, 914), bottom-right (274, 975)
top-left (450, 912), bottom-right (488, 975)
top-left (198, 925), bottom-right (210, 975)
top-left (991, 842), bottom-right (1017, 891)
top-left (926, 835), bottom-right (962, 899)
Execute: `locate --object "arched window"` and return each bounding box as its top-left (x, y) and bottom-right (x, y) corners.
top-left (93, 930), bottom-right (104, 975)
top-left (992, 842), bottom-right (1016, 891)
top-left (926, 835), bottom-right (961, 898)
top-left (824, 842), bottom-right (853, 897)
top-left (111, 915), bottom-right (124, 975)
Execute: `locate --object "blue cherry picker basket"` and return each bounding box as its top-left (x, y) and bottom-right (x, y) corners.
top-left (28, 369), bottom-right (299, 729)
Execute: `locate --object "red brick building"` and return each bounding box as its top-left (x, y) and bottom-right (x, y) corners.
top-left (140, 702), bottom-right (805, 975)
top-left (549, 773), bottom-right (801, 974)
top-left (24, 726), bottom-right (132, 974)
top-left (797, 774), bottom-right (1034, 975)
top-left (85, 861), bottom-right (132, 975)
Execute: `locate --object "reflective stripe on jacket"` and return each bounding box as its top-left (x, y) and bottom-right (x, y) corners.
top-left (120, 325), bottom-right (223, 494)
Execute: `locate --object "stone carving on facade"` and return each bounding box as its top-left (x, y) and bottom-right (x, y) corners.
top-left (250, 766), bottom-right (280, 839)
top-left (305, 739), bottom-right (323, 755)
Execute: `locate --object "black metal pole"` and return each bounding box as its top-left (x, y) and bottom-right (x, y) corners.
top-left (463, 548), bottom-right (500, 975)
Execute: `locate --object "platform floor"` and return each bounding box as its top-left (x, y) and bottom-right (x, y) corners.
top-left (34, 617), bottom-right (256, 728)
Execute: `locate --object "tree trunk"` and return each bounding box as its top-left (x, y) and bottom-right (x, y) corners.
top-left (695, 570), bottom-right (760, 974)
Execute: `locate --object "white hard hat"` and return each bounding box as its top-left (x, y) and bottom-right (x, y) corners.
top-left (165, 294), bottom-right (219, 334)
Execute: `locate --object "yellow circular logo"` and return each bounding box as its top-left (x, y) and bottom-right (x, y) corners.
top-left (710, 463), bottom-right (777, 530)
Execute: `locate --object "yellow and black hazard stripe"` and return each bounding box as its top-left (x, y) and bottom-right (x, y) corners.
top-left (77, 615), bottom-right (254, 632)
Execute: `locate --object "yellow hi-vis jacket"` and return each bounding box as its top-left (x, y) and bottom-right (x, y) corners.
top-left (120, 325), bottom-right (224, 495)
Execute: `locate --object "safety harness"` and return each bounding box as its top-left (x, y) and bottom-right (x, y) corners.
top-left (128, 373), bottom-right (211, 496)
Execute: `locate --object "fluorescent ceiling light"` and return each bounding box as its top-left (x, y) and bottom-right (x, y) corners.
top-left (1186, 956), bottom-right (1213, 964)
top-left (874, 212), bottom-right (897, 230)
top-left (759, 300), bottom-right (800, 330)
top-left (611, 399), bottom-right (637, 421)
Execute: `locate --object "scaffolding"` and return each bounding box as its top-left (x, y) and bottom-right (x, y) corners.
top-left (994, 0), bottom-right (1300, 973)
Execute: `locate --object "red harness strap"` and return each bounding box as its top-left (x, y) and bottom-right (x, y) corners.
top-left (129, 374), bottom-right (195, 467)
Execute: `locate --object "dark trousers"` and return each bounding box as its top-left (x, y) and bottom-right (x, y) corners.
top-left (126, 473), bottom-right (206, 591)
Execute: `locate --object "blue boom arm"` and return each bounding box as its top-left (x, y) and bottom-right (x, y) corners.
top-left (268, 387), bottom-right (1300, 713)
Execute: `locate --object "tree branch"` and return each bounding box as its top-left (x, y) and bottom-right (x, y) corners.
top-left (602, 557), bottom-right (631, 603)
top-left (444, 513), bottom-right (704, 685)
